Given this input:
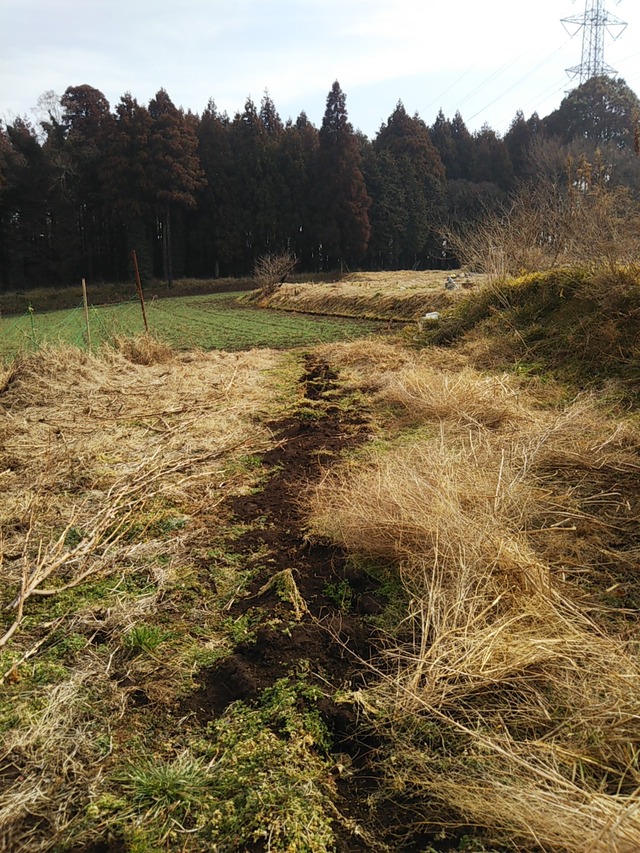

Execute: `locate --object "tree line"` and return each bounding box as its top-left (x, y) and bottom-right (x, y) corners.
top-left (1, 75), bottom-right (639, 291)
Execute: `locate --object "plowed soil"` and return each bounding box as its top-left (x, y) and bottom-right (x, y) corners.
top-left (183, 354), bottom-right (390, 850)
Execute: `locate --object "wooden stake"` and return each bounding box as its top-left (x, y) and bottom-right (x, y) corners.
top-left (81, 277), bottom-right (91, 349)
top-left (131, 249), bottom-right (149, 334)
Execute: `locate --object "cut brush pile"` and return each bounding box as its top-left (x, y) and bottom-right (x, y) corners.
top-left (308, 342), bottom-right (640, 852)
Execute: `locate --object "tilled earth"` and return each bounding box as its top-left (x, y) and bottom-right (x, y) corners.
top-left (184, 355), bottom-right (394, 850)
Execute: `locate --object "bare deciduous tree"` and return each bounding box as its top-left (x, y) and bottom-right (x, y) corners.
top-left (253, 251), bottom-right (297, 295)
top-left (443, 155), bottom-right (640, 279)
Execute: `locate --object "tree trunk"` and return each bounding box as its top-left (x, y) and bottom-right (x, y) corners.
top-left (164, 201), bottom-right (174, 288)
top-left (129, 216), bottom-right (153, 282)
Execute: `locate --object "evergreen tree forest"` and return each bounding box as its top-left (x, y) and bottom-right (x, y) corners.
top-left (1, 76), bottom-right (639, 291)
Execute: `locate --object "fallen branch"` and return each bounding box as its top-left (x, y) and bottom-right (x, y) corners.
top-left (0, 615), bottom-right (67, 684)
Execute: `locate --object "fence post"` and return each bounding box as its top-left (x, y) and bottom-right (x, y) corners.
top-left (81, 278), bottom-right (92, 350)
top-left (28, 304), bottom-right (37, 350)
top-left (131, 249), bottom-right (149, 334)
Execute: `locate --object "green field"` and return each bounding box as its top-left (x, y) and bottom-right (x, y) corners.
top-left (0, 292), bottom-right (381, 359)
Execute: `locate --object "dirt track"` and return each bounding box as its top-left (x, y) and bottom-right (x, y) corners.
top-left (176, 354), bottom-right (403, 850)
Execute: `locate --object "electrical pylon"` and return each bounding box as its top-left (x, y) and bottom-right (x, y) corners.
top-left (562, 0), bottom-right (627, 84)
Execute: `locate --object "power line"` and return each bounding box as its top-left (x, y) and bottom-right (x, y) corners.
top-left (422, 64), bottom-right (480, 115)
top-left (453, 51), bottom-right (524, 112)
top-left (517, 76), bottom-right (571, 113)
top-left (465, 38), bottom-right (573, 125)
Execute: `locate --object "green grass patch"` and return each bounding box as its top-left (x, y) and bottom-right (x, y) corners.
top-left (122, 624), bottom-right (171, 655)
top-left (91, 677), bottom-right (337, 852)
top-left (0, 292), bottom-right (380, 360)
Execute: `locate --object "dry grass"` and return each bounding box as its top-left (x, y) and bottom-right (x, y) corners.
top-left (261, 270), bottom-right (485, 322)
top-left (307, 347), bottom-right (640, 851)
top-left (1, 339), bottom-right (280, 485)
top-left (112, 332), bottom-right (175, 365)
top-left (3, 321), bottom-right (640, 850)
top-left (445, 169), bottom-right (640, 280)
top-left (0, 341), bottom-right (281, 613)
top-left (378, 365), bottom-right (527, 431)
top-left (0, 659), bottom-right (126, 851)
top-left (0, 338), bottom-right (292, 850)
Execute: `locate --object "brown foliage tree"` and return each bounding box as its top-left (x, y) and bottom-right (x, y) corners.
top-left (315, 82), bottom-right (371, 270)
top-left (148, 89), bottom-right (205, 286)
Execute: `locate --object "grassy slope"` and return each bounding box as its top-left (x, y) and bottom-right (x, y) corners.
top-left (415, 266), bottom-right (640, 395)
top-left (258, 270), bottom-right (484, 321)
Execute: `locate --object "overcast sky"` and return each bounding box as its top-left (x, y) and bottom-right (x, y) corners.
top-left (2, 0), bottom-right (639, 138)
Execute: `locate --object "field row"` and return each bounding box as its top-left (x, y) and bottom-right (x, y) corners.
top-left (0, 292), bottom-right (380, 359)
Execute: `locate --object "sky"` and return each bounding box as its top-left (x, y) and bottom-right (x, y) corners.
top-left (1, 0), bottom-right (640, 138)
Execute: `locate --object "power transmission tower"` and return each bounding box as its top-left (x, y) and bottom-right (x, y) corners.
top-left (562, 0), bottom-right (627, 84)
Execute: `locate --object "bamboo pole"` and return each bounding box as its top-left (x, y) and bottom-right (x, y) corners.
top-left (131, 249), bottom-right (149, 334)
top-left (81, 277), bottom-right (92, 349)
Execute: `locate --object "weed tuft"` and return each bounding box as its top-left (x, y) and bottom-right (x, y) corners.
top-left (119, 751), bottom-right (210, 834)
top-left (122, 623), bottom-right (170, 655)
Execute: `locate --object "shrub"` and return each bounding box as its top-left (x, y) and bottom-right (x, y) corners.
top-left (443, 158), bottom-right (640, 279)
top-left (253, 251), bottom-right (298, 296)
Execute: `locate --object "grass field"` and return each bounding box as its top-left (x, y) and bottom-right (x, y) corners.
top-left (0, 291), bottom-right (381, 360)
top-left (2, 267), bottom-right (640, 852)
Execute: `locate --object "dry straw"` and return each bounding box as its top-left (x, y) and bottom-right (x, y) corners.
top-left (263, 270), bottom-right (476, 321)
top-left (308, 348), bottom-right (640, 852)
top-left (0, 339), bottom-right (289, 851)
top-left (0, 660), bottom-right (126, 852)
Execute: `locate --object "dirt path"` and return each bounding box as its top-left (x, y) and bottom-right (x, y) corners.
top-left (183, 354), bottom-right (390, 849)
